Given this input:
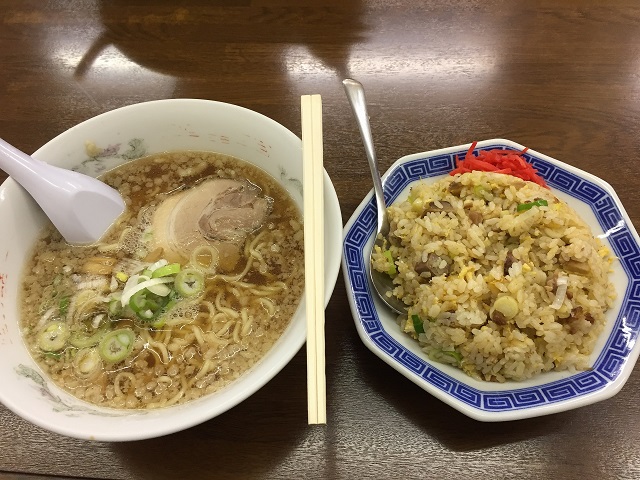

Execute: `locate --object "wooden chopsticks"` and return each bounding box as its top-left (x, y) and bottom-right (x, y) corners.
top-left (301, 94), bottom-right (326, 425)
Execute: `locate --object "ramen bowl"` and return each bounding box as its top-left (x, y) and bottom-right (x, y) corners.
top-left (0, 99), bottom-right (342, 441)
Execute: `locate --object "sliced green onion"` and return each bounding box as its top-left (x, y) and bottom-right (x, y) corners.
top-left (149, 318), bottom-right (165, 329)
top-left (73, 348), bottom-right (103, 376)
top-left (516, 199), bottom-right (548, 212)
top-left (149, 316), bottom-right (166, 329)
top-left (69, 323), bottom-right (110, 349)
top-left (150, 296), bottom-right (179, 330)
top-left (147, 259), bottom-right (169, 273)
top-left (442, 350), bottom-right (463, 364)
top-left (108, 298), bottom-right (123, 318)
top-left (38, 321), bottom-right (70, 352)
top-left (98, 328), bottom-right (135, 363)
top-left (58, 296), bottom-right (70, 316)
top-left (120, 275), bottom-right (174, 307)
top-left (383, 250), bottom-right (396, 276)
top-left (128, 289), bottom-right (171, 321)
top-left (129, 290), bottom-right (147, 312)
top-left (151, 263), bottom-right (181, 278)
top-left (174, 269), bottom-right (205, 297)
top-left (473, 184), bottom-right (486, 197)
top-left (44, 351), bottom-right (63, 360)
top-left (412, 314), bottom-right (425, 334)
top-left (129, 291), bottom-right (155, 319)
top-left (147, 282), bottom-right (172, 297)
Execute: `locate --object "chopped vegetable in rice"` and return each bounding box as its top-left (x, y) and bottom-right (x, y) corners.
top-left (371, 170), bottom-right (616, 382)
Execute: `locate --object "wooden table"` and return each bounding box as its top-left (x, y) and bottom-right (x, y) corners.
top-left (1, 1), bottom-right (640, 478)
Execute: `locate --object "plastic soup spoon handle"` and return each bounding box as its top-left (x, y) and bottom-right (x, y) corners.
top-left (0, 138), bottom-right (125, 244)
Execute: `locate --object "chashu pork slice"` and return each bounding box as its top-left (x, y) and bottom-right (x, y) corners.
top-left (198, 178), bottom-right (273, 243)
top-left (151, 178), bottom-right (272, 272)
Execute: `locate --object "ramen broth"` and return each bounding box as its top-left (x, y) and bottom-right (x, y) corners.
top-left (19, 151), bottom-right (304, 409)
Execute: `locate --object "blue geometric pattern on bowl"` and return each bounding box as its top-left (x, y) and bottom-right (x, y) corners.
top-left (343, 142), bottom-right (640, 412)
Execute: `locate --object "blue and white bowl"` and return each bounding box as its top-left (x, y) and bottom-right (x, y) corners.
top-left (342, 139), bottom-right (640, 421)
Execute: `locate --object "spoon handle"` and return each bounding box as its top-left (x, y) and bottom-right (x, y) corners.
top-left (342, 79), bottom-right (390, 236)
top-left (0, 138), bottom-right (50, 188)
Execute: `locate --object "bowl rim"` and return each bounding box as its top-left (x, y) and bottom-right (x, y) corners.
top-left (31, 98), bottom-right (296, 158)
top-left (0, 98), bottom-right (343, 440)
top-left (342, 138), bottom-right (640, 421)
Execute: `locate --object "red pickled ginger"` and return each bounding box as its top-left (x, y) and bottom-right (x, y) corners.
top-left (450, 142), bottom-right (548, 188)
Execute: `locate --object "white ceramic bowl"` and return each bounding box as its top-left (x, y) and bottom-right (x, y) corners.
top-left (0, 99), bottom-right (343, 441)
top-left (343, 139), bottom-right (640, 421)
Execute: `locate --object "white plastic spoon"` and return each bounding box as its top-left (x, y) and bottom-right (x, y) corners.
top-left (0, 138), bottom-right (125, 244)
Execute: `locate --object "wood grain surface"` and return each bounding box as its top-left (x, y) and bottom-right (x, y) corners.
top-left (1, 1), bottom-right (640, 479)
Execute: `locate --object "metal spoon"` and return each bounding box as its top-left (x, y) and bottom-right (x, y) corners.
top-left (342, 78), bottom-right (407, 314)
top-left (0, 138), bottom-right (125, 244)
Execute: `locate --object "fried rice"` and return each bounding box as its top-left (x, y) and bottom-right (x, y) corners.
top-left (371, 171), bottom-right (616, 382)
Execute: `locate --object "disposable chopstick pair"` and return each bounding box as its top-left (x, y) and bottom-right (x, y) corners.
top-left (301, 94), bottom-right (326, 425)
